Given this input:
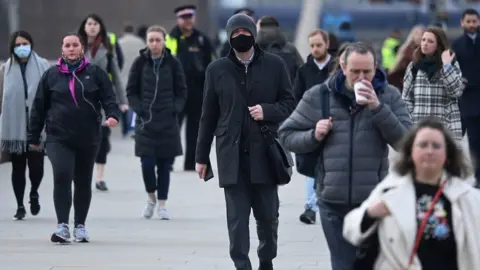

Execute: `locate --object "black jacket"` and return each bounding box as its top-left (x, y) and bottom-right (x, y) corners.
top-left (126, 48), bottom-right (187, 158)
top-left (293, 54), bottom-right (336, 102)
top-left (28, 59), bottom-right (120, 147)
top-left (195, 45), bottom-right (296, 187)
top-left (169, 26), bottom-right (214, 97)
top-left (452, 33), bottom-right (480, 116)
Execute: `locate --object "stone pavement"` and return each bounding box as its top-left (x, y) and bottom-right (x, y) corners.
top-left (0, 129), bottom-right (332, 270)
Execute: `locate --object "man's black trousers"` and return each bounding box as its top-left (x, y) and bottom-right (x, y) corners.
top-left (223, 151), bottom-right (279, 270)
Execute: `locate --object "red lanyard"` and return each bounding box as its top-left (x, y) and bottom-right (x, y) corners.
top-left (407, 180), bottom-right (447, 268)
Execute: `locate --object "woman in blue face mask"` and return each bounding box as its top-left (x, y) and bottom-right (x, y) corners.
top-left (0, 30), bottom-right (50, 220)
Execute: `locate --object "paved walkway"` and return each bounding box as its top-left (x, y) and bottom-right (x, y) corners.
top-left (0, 129), bottom-right (331, 270)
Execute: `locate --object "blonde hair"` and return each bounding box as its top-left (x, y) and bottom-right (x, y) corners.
top-left (146, 25), bottom-right (167, 38)
top-left (389, 25), bottom-right (425, 72)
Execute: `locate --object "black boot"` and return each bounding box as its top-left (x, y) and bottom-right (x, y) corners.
top-left (258, 261), bottom-right (273, 270)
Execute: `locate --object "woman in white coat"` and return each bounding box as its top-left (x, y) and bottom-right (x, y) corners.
top-left (343, 117), bottom-right (480, 270)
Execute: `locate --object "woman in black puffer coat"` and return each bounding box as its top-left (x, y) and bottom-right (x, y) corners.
top-left (126, 25), bottom-right (187, 220)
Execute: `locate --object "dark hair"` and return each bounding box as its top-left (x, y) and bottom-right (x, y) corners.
top-left (258, 16), bottom-right (280, 28)
top-left (393, 117), bottom-right (471, 179)
top-left (137, 25), bottom-right (148, 40)
top-left (234, 7), bottom-right (254, 17)
top-left (462, 8), bottom-right (479, 19)
top-left (123, 23), bottom-right (135, 33)
top-left (330, 42), bottom-right (351, 74)
top-left (9, 30), bottom-right (34, 57)
top-left (412, 27), bottom-right (450, 72)
top-left (342, 42), bottom-right (377, 65)
top-left (77, 13), bottom-right (113, 55)
top-left (8, 30), bottom-right (34, 69)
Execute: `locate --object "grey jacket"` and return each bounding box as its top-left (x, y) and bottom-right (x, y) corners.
top-left (279, 70), bottom-right (412, 205)
top-left (84, 44), bottom-right (127, 105)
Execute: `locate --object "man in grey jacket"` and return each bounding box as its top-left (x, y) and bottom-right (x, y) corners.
top-left (278, 42), bottom-right (411, 270)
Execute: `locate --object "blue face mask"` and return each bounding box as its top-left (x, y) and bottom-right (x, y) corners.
top-left (14, 45), bottom-right (31, 58)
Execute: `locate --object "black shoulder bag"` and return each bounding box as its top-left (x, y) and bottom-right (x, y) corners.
top-left (295, 87), bottom-right (330, 178)
top-left (259, 125), bottom-right (294, 185)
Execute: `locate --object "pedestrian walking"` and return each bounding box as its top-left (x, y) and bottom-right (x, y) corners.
top-left (293, 29), bottom-right (335, 225)
top-left (195, 14), bottom-right (296, 270)
top-left (126, 25), bottom-right (187, 220)
top-left (402, 27), bottom-right (464, 141)
top-left (344, 117), bottom-right (480, 270)
top-left (78, 13), bottom-right (128, 191)
top-left (279, 42), bottom-right (411, 270)
top-left (452, 8), bottom-right (480, 181)
top-left (0, 30), bottom-right (50, 220)
top-left (167, 5), bottom-right (215, 171)
top-left (28, 33), bottom-right (120, 243)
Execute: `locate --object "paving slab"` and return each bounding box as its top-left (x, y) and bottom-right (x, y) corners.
top-left (0, 128), bottom-right (333, 270)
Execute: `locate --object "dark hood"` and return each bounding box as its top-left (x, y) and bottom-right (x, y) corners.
top-left (327, 68), bottom-right (387, 94)
top-left (256, 27), bottom-right (287, 48)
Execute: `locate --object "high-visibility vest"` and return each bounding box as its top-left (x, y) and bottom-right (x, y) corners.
top-left (107, 32), bottom-right (117, 80)
top-left (165, 34), bottom-right (178, 56)
top-left (381, 37), bottom-right (400, 70)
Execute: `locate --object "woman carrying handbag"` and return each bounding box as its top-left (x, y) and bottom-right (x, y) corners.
top-left (343, 117), bottom-right (480, 270)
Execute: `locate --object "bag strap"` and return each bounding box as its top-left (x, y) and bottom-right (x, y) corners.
top-left (321, 87), bottom-right (330, 119)
top-left (407, 180), bottom-right (447, 268)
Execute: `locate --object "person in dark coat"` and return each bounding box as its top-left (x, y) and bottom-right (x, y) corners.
top-left (293, 29), bottom-right (336, 225)
top-left (452, 8), bottom-right (480, 181)
top-left (167, 5), bottom-right (215, 171)
top-left (195, 14), bottom-right (296, 270)
top-left (126, 25), bottom-right (187, 220)
top-left (28, 33), bottom-right (121, 244)
top-left (219, 7), bottom-right (255, 58)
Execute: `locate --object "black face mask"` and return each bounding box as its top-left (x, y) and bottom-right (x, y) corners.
top-left (230, 34), bottom-right (254, 53)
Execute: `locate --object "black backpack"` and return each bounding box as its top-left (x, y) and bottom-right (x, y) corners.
top-left (266, 43), bottom-right (298, 82)
top-left (295, 86), bottom-right (330, 178)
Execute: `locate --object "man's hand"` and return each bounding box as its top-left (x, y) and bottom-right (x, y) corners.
top-left (196, 163), bottom-right (208, 179)
top-left (104, 117), bottom-right (118, 128)
top-left (29, 144), bottom-right (41, 152)
top-left (355, 79), bottom-right (380, 110)
top-left (314, 117), bottom-right (332, 141)
top-left (248, 105), bottom-right (264, 121)
top-left (120, 104), bottom-right (129, 112)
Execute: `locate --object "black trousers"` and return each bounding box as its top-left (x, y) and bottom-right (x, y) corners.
top-left (95, 126), bottom-right (111, 164)
top-left (11, 150), bottom-right (45, 207)
top-left (464, 115), bottom-right (480, 180)
top-left (178, 105), bottom-right (201, 171)
top-left (47, 141), bottom-right (98, 226)
top-left (224, 152), bottom-right (279, 270)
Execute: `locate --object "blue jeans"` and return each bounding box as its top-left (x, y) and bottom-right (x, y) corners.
top-left (318, 200), bottom-right (358, 270)
top-left (305, 177), bottom-right (319, 211)
top-left (140, 157), bottom-right (173, 200)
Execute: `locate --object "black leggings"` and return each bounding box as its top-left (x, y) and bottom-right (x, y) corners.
top-left (46, 142), bottom-right (98, 226)
top-left (11, 151), bottom-right (45, 207)
top-left (95, 126), bottom-right (111, 164)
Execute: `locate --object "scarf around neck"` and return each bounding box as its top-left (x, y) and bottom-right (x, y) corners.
top-left (414, 55), bottom-right (440, 80)
top-left (0, 52), bottom-right (50, 153)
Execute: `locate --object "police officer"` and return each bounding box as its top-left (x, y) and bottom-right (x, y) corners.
top-left (167, 5), bottom-right (215, 171)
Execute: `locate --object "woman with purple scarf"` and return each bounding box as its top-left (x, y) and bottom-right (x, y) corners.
top-left (28, 33), bottom-right (120, 244)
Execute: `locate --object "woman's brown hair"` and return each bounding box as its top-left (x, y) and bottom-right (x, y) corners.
top-left (412, 26), bottom-right (450, 67)
top-left (393, 117), bottom-right (471, 179)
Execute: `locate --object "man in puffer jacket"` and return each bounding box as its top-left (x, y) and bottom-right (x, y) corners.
top-left (278, 42), bottom-right (412, 270)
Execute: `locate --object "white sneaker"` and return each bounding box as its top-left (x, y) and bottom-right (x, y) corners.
top-left (142, 200), bottom-right (156, 219)
top-left (158, 207), bottom-right (170, 220)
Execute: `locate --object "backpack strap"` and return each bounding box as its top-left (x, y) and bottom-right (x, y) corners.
top-left (320, 87), bottom-right (330, 119)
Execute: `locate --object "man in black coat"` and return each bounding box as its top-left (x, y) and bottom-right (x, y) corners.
top-left (195, 14), bottom-right (295, 270)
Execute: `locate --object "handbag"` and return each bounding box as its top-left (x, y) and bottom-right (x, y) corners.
top-left (259, 125), bottom-right (294, 185)
top-left (295, 86), bottom-right (330, 177)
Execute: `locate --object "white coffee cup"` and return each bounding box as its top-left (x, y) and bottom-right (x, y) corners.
top-left (354, 81), bottom-right (368, 102)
